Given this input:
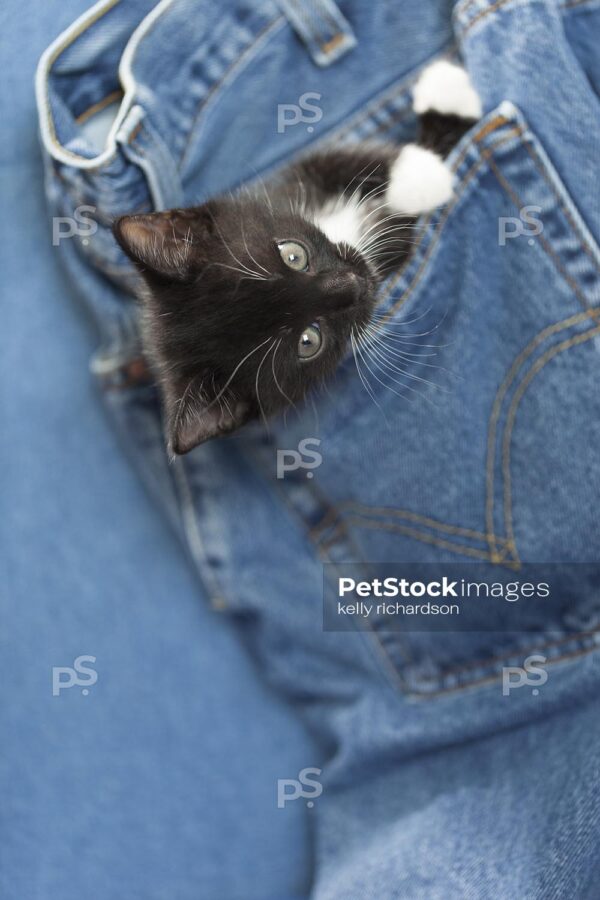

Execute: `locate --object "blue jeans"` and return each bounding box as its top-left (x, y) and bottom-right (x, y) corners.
top-left (2, 3), bottom-right (315, 900)
top-left (37, 0), bottom-right (600, 896)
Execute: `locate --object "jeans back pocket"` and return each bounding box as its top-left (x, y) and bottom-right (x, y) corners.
top-left (267, 102), bottom-right (600, 696)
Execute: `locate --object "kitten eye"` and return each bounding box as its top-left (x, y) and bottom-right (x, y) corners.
top-left (278, 240), bottom-right (308, 271)
top-left (298, 322), bottom-right (323, 360)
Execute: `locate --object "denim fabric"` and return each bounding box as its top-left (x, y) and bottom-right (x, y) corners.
top-left (2, 4), bottom-right (316, 900)
top-left (37, 0), bottom-right (600, 897)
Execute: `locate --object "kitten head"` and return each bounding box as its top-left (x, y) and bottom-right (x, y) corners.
top-left (113, 195), bottom-right (376, 454)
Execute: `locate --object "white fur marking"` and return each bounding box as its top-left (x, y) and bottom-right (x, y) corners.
top-left (315, 198), bottom-right (362, 248)
top-left (386, 144), bottom-right (454, 215)
top-left (413, 60), bottom-right (482, 119)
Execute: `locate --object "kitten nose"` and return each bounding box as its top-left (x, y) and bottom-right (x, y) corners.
top-left (318, 271), bottom-right (362, 309)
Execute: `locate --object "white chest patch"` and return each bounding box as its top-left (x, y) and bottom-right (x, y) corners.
top-left (314, 198), bottom-right (363, 248)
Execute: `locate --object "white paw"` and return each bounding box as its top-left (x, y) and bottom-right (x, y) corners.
top-left (386, 145), bottom-right (454, 215)
top-left (413, 60), bottom-right (482, 119)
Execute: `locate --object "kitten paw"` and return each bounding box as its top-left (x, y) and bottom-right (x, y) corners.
top-left (386, 145), bottom-right (454, 215)
top-left (413, 60), bottom-right (482, 119)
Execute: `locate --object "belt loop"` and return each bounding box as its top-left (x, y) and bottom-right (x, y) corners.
top-left (118, 105), bottom-right (184, 210)
top-left (277, 0), bottom-right (357, 67)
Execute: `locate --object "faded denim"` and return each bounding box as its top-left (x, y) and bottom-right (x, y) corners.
top-left (37, 0), bottom-right (600, 897)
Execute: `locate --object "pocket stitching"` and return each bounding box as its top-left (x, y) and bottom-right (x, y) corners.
top-left (487, 155), bottom-right (592, 311)
top-left (519, 137), bottom-right (600, 273)
top-left (378, 122), bottom-right (523, 319)
top-left (485, 308), bottom-right (600, 560)
top-left (352, 111), bottom-right (600, 566)
top-left (405, 640), bottom-right (600, 698)
top-left (500, 321), bottom-right (600, 563)
top-left (311, 502), bottom-right (511, 546)
top-left (326, 515), bottom-right (510, 563)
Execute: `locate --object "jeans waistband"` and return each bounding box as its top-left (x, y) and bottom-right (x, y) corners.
top-left (36, 0), bottom-right (356, 177)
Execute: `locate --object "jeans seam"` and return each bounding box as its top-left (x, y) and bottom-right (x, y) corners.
top-left (178, 14), bottom-right (286, 172)
top-left (484, 308), bottom-right (600, 560)
top-left (500, 322), bottom-right (600, 563)
top-left (518, 138), bottom-right (600, 272)
top-left (455, 0), bottom-right (596, 36)
top-left (380, 123), bottom-right (522, 314)
top-left (488, 157), bottom-right (591, 311)
top-left (40, 0), bottom-right (121, 160)
top-left (459, 0), bottom-right (528, 37)
top-left (75, 89), bottom-right (124, 125)
top-left (340, 113), bottom-right (600, 566)
top-left (320, 516), bottom-right (519, 567)
top-left (171, 460), bottom-right (231, 609)
top-left (319, 517), bottom-right (600, 696)
top-left (37, 0), bottom-right (178, 170)
top-left (406, 641), bottom-right (600, 698)
top-left (311, 503), bottom-right (511, 546)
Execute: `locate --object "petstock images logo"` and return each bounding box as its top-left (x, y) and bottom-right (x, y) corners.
top-left (276, 438), bottom-right (322, 479)
top-left (322, 562), bottom-right (600, 634)
top-left (277, 92), bottom-right (323, 133)
top-left (52, 205), bottom-right (98, 246)
top-left (277, 768), bottom-right (323, 808)
top-left (52, 655), bottom-right (98, 696)
top-left (498, 205), bottom-right (543, 246)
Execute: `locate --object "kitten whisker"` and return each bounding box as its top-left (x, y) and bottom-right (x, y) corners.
top-left (342, 163), bottom-right (383, 207)
top-left (369, 335), bottom-right (449, 349)
top-left (358, 200), bottom-right (398, 227)
top-left (309, 393), bottom-right (320, 436)
top-left (356, 328), bottom-right (430, 405)
top-left (366, 242), bottom-right (424, 257)
top-left (256, 339), bottom-right (277, 427)
top-left (367, 316), bottom-right (452, 344)
top-left (295, 177), bottom-right (308, 216)
top-left (209, 211), bottom-right (265, 279)
top-left (257, 177), bottom-right (275, 216)
top-left (367, 316), bottom-right (450, 340)
top-left (241, 218), bottom-right (270, 275)
top-left (173, 374), bottom-right (203, 422)
top-left (358, 328), bottom-right (447, 400)
top-left (355, 181), bottom-right (389, 209)
top-left (355, 211), bottom-right (414, 249)
top-left (207, 336), bottom-right (274, 414)
top-left (363, 327), bottom-right (453, 379)
top-left (362, 224), bottom-right (424, 244)
top-left (351, 329), bottom-right (387, 419)
top-left (363, 324), bottom-right (439, 360)
top-left (207, 261), bottom-right (267, 281)
top-left (271, 339), bottom-right (296, 409)
top-left (354, 220), bottom-right (403, 255)
top-left (369, 305), bottom-right (435, 326)
top-left (353, 330), bottom-right (389, 424)
top-left (371, 306), bottom-right (438, 328)
top-left (221, 391), bottom-right (235, 419)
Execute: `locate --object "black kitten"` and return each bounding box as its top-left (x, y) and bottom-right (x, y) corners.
top-left (114, 62), bottom-right (481, 454)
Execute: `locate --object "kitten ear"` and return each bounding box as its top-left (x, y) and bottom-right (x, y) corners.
top-left (167, 380), bottom-right (251, 454)
top-left (113, 211), bottom-right (197, 281)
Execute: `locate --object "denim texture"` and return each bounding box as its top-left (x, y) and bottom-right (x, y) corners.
top-left (2, 3), bottom-right (315, 900)
top-left (36, 0), bottom-right (600, 897)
